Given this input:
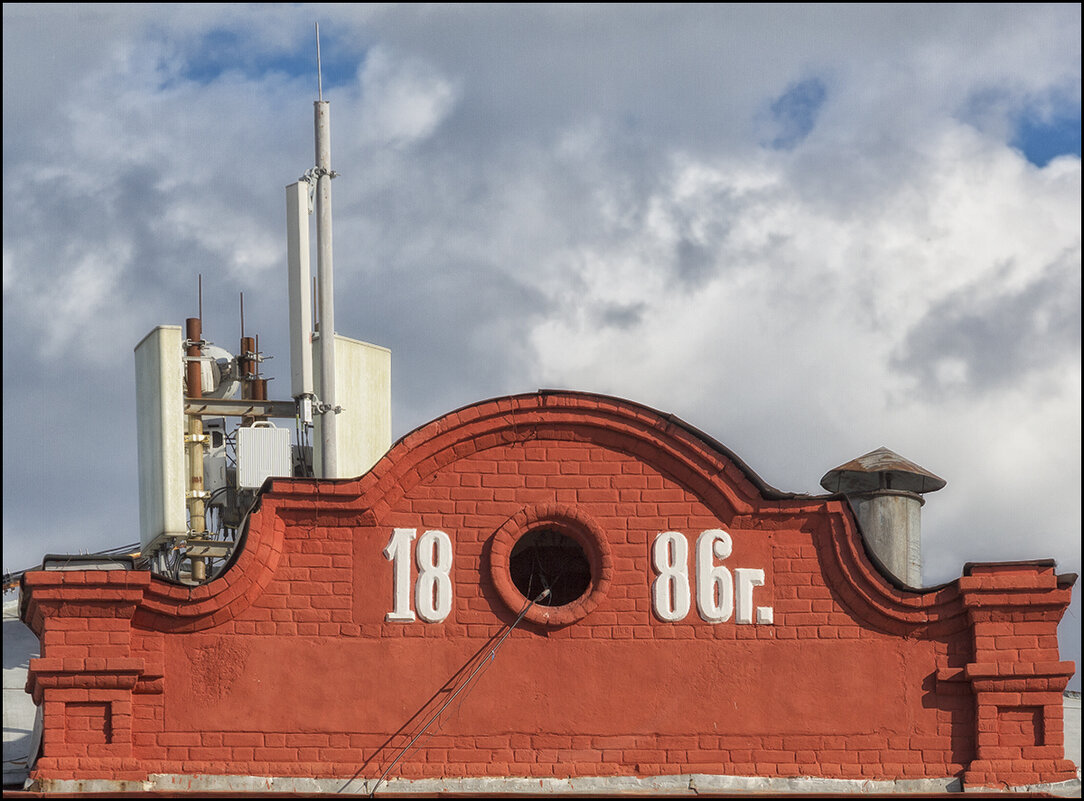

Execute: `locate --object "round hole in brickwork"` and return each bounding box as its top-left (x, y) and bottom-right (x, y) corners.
top-left (489, 504), bottom-right (613, 627)
top-left (509, 527), bottom-right (592, 607)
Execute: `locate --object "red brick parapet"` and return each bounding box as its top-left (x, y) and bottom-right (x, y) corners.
top-left (19, 391), bottom-right (1079, 791)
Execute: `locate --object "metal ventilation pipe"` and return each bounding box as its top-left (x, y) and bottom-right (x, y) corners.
top-left (820, 447), bottom-right (945, 588)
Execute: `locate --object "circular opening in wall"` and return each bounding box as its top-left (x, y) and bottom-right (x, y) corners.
top-left (509, 527), bottom-right (592, 607)
top-left (489, 504), bottom-right (613, 626)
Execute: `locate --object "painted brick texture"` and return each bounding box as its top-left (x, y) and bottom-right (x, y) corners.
top-left (21, 392), bottom-right (1077, 790)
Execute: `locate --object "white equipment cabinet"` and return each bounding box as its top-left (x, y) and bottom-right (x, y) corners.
top-left (236, 422), bottom-right (292, 489)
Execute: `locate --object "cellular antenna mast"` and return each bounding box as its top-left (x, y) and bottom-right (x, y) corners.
top-left (313, 21), bottom-right (338, 477)
top-left (133, 23), bottom-right (392, 587)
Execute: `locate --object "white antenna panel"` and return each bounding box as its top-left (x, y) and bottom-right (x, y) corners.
top-left (287, 181), bottom-right (314, 399)
top-left (312, 333), bottom-right (391, 479)
top-left (135, 325), bottom-right (187, 553)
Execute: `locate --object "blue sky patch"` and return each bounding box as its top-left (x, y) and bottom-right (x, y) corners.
top-left (766, 77), bottom-right (827, 150)
top-left (961, 88), bottom-right (1081, 168)
top-left (162, 27), bottom-right (360, 91)
top-left (1012, 106), bottom-right (1082, 167)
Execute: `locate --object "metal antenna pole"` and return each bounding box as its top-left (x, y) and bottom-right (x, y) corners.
top-left (314, 28), bottom-right (337, 479)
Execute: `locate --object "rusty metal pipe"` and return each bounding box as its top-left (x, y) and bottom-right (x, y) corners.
top-left (185, 318), bottom-right (207, 582)
top-left (240, 336), bottom-right (257, 425)
top-left (186, 318), bottom-right (203, 400)
top-left (240, 336), bottom-right (256, 400)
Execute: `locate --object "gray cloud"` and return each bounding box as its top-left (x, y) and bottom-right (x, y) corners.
top-left (597, 301), bottom-right (648, 330)
top-left (892, 252), bottom-right (1081, 396)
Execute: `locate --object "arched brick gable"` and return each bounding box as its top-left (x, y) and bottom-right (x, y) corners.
top-left (20, 390), bottom-right (1076, 791)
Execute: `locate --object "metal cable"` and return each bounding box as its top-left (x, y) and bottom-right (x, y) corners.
top-left (367, 587), bottom-right (550, 797)
top-left (3, 542), bottom-right (143, 591)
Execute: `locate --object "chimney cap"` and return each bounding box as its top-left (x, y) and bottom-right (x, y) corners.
top-left (819, 446), bottom-right (946, 495)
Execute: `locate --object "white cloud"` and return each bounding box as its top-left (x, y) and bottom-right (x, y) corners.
top-left (3, 3), bottom-right (1080, 680)
top-left (520, 114), bottom-right (1080, 592)
top-left (356, 46), bottom-right (460, 148)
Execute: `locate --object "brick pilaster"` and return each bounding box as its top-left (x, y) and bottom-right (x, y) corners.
top-left (22, 571), bottom-right (154, 781)
top-left (957, 563), bottom-right (1076, 789)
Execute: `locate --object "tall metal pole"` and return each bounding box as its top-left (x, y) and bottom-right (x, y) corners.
top-left (314, 98), bottom-right (337, 478)
top-left (185, 317), bottom-right (207, 582)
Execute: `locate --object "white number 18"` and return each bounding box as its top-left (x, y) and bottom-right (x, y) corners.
top-left (383, 528), bottom-right (453, 623)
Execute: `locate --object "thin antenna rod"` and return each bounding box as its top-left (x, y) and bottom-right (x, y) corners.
top-left (198, 274), bottom-right (203, 325)
top-left (315, 22), bottom-right (323, 102)
top-left (239, 292), bottom-right (245, 342)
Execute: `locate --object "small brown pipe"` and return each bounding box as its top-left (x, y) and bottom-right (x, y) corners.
top-left (240, 336), bottom-right (256, 400)
top-left (186, 318), bottom-right (203, 399)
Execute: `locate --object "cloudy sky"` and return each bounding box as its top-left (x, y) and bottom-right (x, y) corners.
top-left (3, 4), bottom-right (1080, 684)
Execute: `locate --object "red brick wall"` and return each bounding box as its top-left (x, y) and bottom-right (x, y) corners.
top-left (22, 392), bottom-right (1077, 789)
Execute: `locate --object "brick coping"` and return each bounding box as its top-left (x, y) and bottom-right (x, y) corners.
top-left (21, 772), bottom-right (1084, 796)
